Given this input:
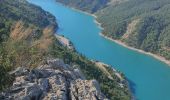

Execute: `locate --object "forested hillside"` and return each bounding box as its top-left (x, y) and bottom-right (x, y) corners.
top-left (0, 0), bottom-right (131, 100)
top-left (55, 0), bottom-right (110, 13)
top-left (0, 0), bottom-right (57, 42)
top-left (0, 0), bottom-right (57, 91)
top-left (96, 0), bottom-right (170, 60)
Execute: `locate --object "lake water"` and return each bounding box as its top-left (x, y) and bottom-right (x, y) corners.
top-left (28, 0), bottom-right (170, 100)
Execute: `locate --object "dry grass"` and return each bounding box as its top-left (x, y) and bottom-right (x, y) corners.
top-left (108, 0), bottom-right (128, 5)
top-left (94, 61), bottom-right (113, 80)
top-left (10, 21), bottom-right (33, 41)
top-left (121, 19), bottom-right (140, 40)
top-left (35, 27), bottom-right (54, 51)
top-left (4, 21), bottom-right (55, 68)
top-left (163, 47), bottom-right (170, 51)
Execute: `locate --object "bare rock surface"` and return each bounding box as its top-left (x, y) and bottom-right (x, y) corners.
top-left (1, 59), bottom-right (108, 100)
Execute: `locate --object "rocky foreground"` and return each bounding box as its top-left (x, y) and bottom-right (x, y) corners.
top-left (0, 59), bottom-right (108, 100)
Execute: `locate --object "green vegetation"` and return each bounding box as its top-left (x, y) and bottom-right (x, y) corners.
top-left (0, 0), bottom-right (131, 100)
top-left (55, 0), bottom-right (110, 13)
top-left (0, 0), bottom-right (57, 42)
top-left (96, 0), bottom-right (170, 60)
top-left (0, 0), bottom-right (57, 90)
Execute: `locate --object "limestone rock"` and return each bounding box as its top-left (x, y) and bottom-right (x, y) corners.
top-left (1, 59), bottom-right (108, 100)
top-left (70, 79), bottom-right (108, 100)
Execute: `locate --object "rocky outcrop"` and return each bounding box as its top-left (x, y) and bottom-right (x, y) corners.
top-left (0, 59), bottom-right (108, 100)
top-left (55, 34), bottom-right (74, 50)
top-left (70, 79), bottom-right (106, 100)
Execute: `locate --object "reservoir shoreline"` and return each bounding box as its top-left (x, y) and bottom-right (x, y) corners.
top-left (99, 33), bottom-right (170, 66)
top-left (67, 5), bottom-right (170, 66)
top-left (74, 6), bottom-right (170, 66)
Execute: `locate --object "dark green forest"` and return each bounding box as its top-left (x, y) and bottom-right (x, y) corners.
top-left (96, 0), bottom-right (170, 60)
top-left (0, 0), bottom-right (131, 100)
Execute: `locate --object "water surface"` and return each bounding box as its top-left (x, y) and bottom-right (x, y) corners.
top-left (28, 0), bottom-right (170, 100)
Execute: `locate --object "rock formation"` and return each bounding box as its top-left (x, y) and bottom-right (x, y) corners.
top-left (0, 59), bottom-right (108, 100)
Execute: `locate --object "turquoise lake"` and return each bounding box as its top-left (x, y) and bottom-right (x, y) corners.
top-left (28, 0), bottom-right (170, 100)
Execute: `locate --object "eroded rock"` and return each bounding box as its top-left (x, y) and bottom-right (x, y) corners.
top-left (1, 59), bottom-right (107, 100)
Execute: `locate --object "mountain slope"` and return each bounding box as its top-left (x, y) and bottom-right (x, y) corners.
top-left (96, 0), bottom-right (170, 60)
top-left (0, 0), bottom-right (57, 42)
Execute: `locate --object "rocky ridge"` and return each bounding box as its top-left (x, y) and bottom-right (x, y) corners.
top-left (0, 59), bottom-right (108, 100)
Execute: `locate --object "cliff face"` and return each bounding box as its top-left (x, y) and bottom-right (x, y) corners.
top-left (1, 59), bottom-right (107, 100)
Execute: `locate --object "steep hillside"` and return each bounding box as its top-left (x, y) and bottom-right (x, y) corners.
top-left (0, 0), bottom-right (57, 42)
top-left (0, 0), bottom-right (132, 100)
top-left (96, 0), bottom-right (170, 60)
top-left (0, 0), bottom-right (57, 91)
